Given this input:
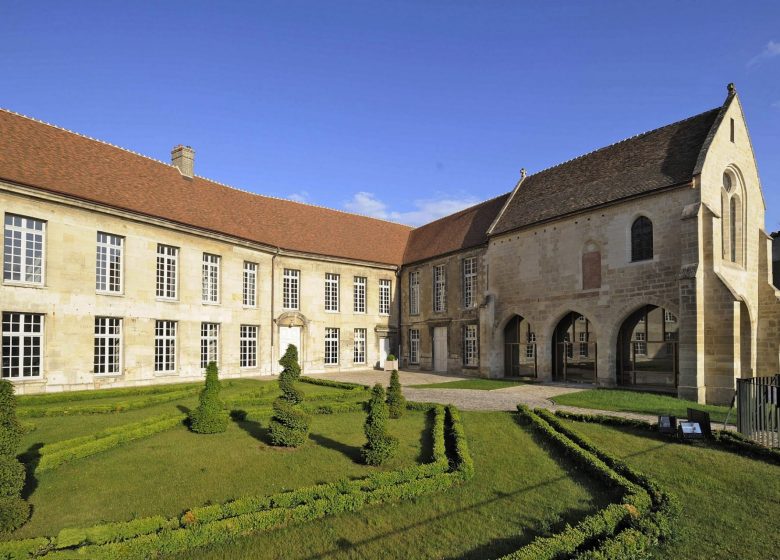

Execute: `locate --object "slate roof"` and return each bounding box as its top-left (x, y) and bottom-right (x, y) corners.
top-left (0, 109), bottom-right (412, 265)
top-left (491, 107), bottom-right (722, 236)
top-left (403, 193), bottom-right (511, 265)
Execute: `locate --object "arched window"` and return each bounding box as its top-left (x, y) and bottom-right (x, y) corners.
top-left (730, 196), bottom-right (737, 263)
top-left (631, 217), bottom-right (653, 262)
top-left (722, 168), bottom-right (744, 265)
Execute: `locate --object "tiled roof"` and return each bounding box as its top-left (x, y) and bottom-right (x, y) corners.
top-left (0, 109), bottom-right (412, 265)
top-left (403, 193), bottom-right (510, 264)
top-left (491, 107), bottom-right (722, 236)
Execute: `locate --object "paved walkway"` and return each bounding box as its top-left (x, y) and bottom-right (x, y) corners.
top-left (314, 369), bottom-right (663, 424)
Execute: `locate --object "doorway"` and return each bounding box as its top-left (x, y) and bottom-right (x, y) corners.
top-left (433, 327), bottom-right (448, 372)
top-left (552, 312), bottom-right (597, 383)
top-left (278, 326), bottom-right (302, 373)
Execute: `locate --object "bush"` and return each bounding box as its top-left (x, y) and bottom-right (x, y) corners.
top-left (362, 384), bottom-right (398, 465)
top-left (386, 370), bottom-right (406, 419)
top-left (269, 345), bottom-right (310, 447)
top-left (387, 354), bottom-right (396, 361)
top-left (0, 379), bottom-right (29, 534)
top-left (189, 363), bottom-right (229, 434)
top-left (299, 376), bottom-right (367, 391)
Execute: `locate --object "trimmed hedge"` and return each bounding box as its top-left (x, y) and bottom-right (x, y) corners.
top-left (269, 345), bottom-right (310, 447)
top-left (36, 414), bottom-right (183, 473)
top-left (5, 404), bottom-right (472, 559)
top-left (362, 384), bottom-right (398, 465)
top-left (189, 363), bottom-right (229, 434)
top-left (0, 379), bottom-right (29, 535)
top-left (298, 376), bottom-right (368, 391)
top-left (15, 382), bottom-right (207, 407)
top-left (554, 410), bottom-right (657, 431)
top-left (17, 388), bottom-right (200, 418)
top-left (386, 370), bottom-right (406, 419)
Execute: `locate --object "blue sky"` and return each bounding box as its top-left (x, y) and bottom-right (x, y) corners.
top-left (2, 1), bottom-right (779, 228)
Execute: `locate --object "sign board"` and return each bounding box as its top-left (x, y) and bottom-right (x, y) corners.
top-left (658, 415), bottom-right (677, 435)
top-left (678, 421), bottom-right (704, 440)
top-left (687, 408), bottom-right (713, 438)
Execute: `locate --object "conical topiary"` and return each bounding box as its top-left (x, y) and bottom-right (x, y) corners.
top-left (386, 369), bottom-right (406, 419)
top-left (269, 344), bottom-right (310, 447)
top-left (189, 362), bottom-right (229, 434)
top-left (361, 383), bottom-right (398, 465)
top-left (0, 379), bottom-right (30, 534)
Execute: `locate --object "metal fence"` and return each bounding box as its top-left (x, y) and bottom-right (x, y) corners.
top-left (736, 375), bottom-right (779, 449)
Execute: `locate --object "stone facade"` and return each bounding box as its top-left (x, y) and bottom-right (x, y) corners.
top-left (772, 232), bottom-right (779, 290)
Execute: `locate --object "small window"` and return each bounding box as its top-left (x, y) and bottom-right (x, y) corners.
top-left (353, 328), bottom-right (366, 364)
top-left (463, 324), bottom-right (478, 366)
top-left (730, 118), bottom-right (735, 143)
top-left (631, 217), bottom-right (653, 262)
top-left (243, 262), bottom-right (257, 307)
top-left (4, 214), bottom-right (45, 285)
top-left (526, 332), bottom-right (536, 359)
top-left (325, 328), bottom-right (339, 365)
top-left (154, 320), bottom-right (177, 373)
top-left (200, 322), bottom-right (219, 368)
top-left (379, 279), bottom-right (391, 315)
top-left (353, 276), bottom-right (366, 313)
top-left (409, 271), bottom-right (420, 315)
top-left (723, 172), bottom-right (733, 193)
top-left (433, 264), bottom-right (446, 313)
top-left (409, 329), bottom-right (420, 365)
top-left (156, 245), bottom-right (178, 299)
top-left (462, 257), bottom-right (477, 308)
top-left (634, 332), bottom-right (647, 356)
top-left (96, 233), bottom-right (123, 293)
top-left (283, 269), bottom-right (300, 310)
top-left (240, 325), bottom-right (258, 368)
top-left (94, 317), bottom-right (122, 375)
top-left (2, 312), bottom-right (43, 378)
top-left (325, 273), bottom-right (339, 312)
top-left (201, 254), bottom-right (220, 304)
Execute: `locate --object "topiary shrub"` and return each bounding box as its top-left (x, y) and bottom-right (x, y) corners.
top-left (362, 384), bottom-right (398, 465)
top-left (386, 370), bottom-right (406, 419)
top-left (269, 345), bottom-right (310, 447)
top-left (0, 379), bottom-right (29, 534)
top-left (189, 362), bottom-right (229, 434)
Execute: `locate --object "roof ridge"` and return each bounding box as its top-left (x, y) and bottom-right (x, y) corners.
top-left (0, 107), bottom-right (413, 230)
top-left (523, 106), bottom-right (721, 180)
top-left (410, 191), bottom-right (510, 231)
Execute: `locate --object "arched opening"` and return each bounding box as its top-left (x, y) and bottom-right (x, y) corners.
top-left (631, 217), bottom-right (653, 262)
top-left (552, 312), bottom-right (596, 383)
top-left (739, 301), bottom-right (752, 379)
top-left (616, 305), bottom-right (678, 391)
top-left (503, 315), bottom-right (537, 378)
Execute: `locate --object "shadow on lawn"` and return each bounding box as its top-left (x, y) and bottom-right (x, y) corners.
top-left (417, 409), bottom-right (435, 464)
top-left (231, 414), bottom-right (272, 445)
top-left (309, 433), bottom-right (362, 463)
top-left (18, 442), bottom-right (43, 501)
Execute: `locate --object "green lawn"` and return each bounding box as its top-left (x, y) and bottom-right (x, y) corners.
top-left (411, 378), bottom-right (530, 390)
top-left (181, 412), bottom-right (612, 560)
top-left (563, 420), bottom-right (780, 560)
top-left (551, 388), bottom-right (733, 422)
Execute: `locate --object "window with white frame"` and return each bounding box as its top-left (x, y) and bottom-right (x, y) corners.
top-left (354, 276), bottom-right (366, 313)
top-left (3, 214), bottom-right (45, 285)
top-left (354, 328), bottom-right (366, 364)
top-left (634, 332), bottom-right (647, 356)
top-left (433, 265), bottom-right (446, 312)
top-left (96, 232), bottom-right (123, 293)
top-left (379, 279), bottom-right (391, 315)
top-left (664, 310), bottom-right (676, 323)
top-left (1, 312), bottom-right (43, 378)
top-left (664, 330), bottom-right (676, 356)
top-left (240, 325), bottom-right (258, 368)
top-left (94, 317), bottom-right (122, 375)
top-left (202, 254), bottom-right (220, 304)
top-left (243, 262), bottom-right (257, 307)
top-left (463, 324), bottom-right (478, 366)
top-left (409, 271), bottom-right (420, 315)
top-left (154, 320), bottom-right (177, 373)
top-left (409, 329), bottom-right (420, 365)
top-left (156, 245), bottom-right (178, 299)
top-left (283, 269), bottom-right (299, 310)
top-left (579, 332), bottom-right (589, 357)
top-left (325, 273), bottom-right (339, 312)
top-left (325, 328), bottom-right (339, 365)
top-left (526, 332), bottom-right (536, 359)
top-left (200, 322), bottom-right (220, 368)
top-left (462, 257), bottom-right (477, 308)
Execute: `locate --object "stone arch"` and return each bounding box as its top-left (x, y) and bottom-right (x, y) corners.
top-left (551, 310), bottom-right (598, 383)
top-left (502, 314), bottom-right (538, 378)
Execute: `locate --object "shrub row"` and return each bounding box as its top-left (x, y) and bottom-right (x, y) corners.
top-left (0, 537), bottom-right (49, 560)
top-left (15, 382), bottom-right (210, 407)
top-left (17, 388), bottom-right (200, 418)
top-left (553, 410), bottom-right (657, 431)
top-left (36, 414), bottom-right (184, 473)
top-left (298, 376), bottom-right (368, 391)
top-left (8, 404), bottom-right (472, 559)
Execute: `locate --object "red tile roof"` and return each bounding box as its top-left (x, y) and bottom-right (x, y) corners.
top-left (0, 110), bottom-right (412, 265)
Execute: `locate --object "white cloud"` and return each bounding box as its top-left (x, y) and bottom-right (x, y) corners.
top-left (747, 40), bottom-right (780, 67)
top-left (287, 191), bottom-right (310, 203)
top-left (344, 191), bottom-right (481, 226)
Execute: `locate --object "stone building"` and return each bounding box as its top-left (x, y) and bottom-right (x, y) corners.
top-left (773, 232), bottom-right (779, 290)
top-left (1, 84), bottom-right (778, 403)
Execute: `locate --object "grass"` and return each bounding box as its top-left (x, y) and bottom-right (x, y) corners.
top-left (551, 388), bottom-right (733, 422)
top-left (411, 378), bottom-right (530, 390)
top-left (563, 420), bottom-right (780, 560)
top-left (180, 412), bottom-right (612, 560)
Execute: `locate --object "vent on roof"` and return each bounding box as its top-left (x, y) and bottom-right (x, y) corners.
top-left (171, 145), bottom-right (195, 178)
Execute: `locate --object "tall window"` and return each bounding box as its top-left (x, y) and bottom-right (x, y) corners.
top-left (240, 325), bottom-right (258, 368)
top-left (730, 196), bottom-right (738, 263)
top-left (433, 264), bottom-right (446, 312)
top-left (354, 328), bottom-right (366, 364)
top-left (156, 245), bottom-right (178, 299)
top-left (379, 279), bottom-right (391, 315)
top-left (94, 317), bottom-right (122, 375)
top-left (579, 332), bottom-right (589, 357)
top-left (202, 254), bottom-right (220, 303)
top-left (243, 262), bottom-right (257, 307)
top-left (96, 233), bottom-right (123, 293)
top-left (154, 320), bottom-right (177, 373)
top-left (283, 269), bottom-right (299, 310)
top-left (325, 328), bottom-right (339, 365)
top-left (634, 331), bottom-right (647, 356)
top-left (325, 273), bottom-right (339, 312)
top-left (200, 322), bottom-right (220, 368)
top-left (409, 271), bottom-right (420, 315)
top-left (3, 214), bottom-right (45, 285)
top-left (526, 332), bottom-right (536, 359)
top-left (630, 217), bottom-right (653, 262)
top-left (2, 312), bottom-right (43, 378)
top-left (354, 276), bottom-right (366, 313)
top-left (463, 324), bottom-right (478, 366)
top-left (462, 257), bottom-right (477, 308)
top-left (409, 329), bottom-right (420, 365)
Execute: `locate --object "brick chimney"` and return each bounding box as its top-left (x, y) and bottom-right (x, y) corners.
top-left (171, 145), bottom-right (195, 178)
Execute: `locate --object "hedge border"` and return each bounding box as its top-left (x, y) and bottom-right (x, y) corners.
top-left (1, 404), bottom-right (473, 559)
top-left (499, 405), bottom-right (678, 560)
top-left (298, 376), bottom-right (369, 391)
top-left (16, 382), bottom-right (212, 407)
top-left (17, 388), bottom-right (201, 418)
